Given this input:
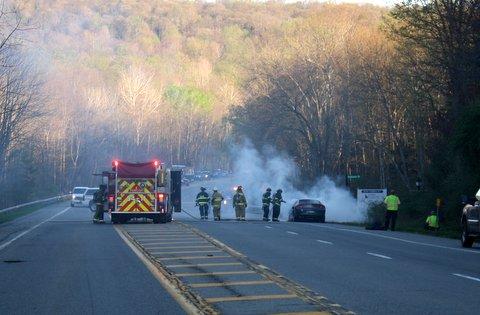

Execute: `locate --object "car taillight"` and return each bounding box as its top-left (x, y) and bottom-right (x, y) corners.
top-left (157, 193), bottom-right (165, 202)
top-left (108, 195), bottom-right (114, 203)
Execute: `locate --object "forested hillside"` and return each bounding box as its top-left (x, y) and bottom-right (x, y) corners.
top-left (0, 0), bottom-right (478, 229)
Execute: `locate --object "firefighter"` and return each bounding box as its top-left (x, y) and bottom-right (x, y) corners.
top-left (384, 190), bottom-right (400, 231)
top-left (262, 188), bottom-right (272, 221)
top-left (233, 186), bottom-right (247, 221)
top-left (211, 188), bottom-right (224, 221)
top-left (93, 184), bottom-right (107, 223)
top-left (196, 187), bottom-right (210, 220)
top-left (271, 189), bottom-right (285, 222)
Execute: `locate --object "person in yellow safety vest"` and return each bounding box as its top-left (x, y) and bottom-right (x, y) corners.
top-left (233, 186), bottom-right (247, 221)
top-left (424, 210), bottom-right (439, 231)
top-left (211, 187), bottom-right (224, 221)
top-left (196, 187), bottom-right (210, 220)
top-left (384, 190), bottom-right (400, 231)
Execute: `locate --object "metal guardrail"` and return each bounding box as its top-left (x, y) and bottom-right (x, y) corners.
top-left (0, 195), bottom-right (70, 214)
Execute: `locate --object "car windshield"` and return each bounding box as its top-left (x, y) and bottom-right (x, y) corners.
top-left (73, 188), bottom-right (87, 194)
top-left (298, 199), bottom-right (322, 205)
top-left (85, 189), bottom-right (98, 195)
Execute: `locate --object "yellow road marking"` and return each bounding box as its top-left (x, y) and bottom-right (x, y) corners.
top-left (133, 234), bottom-right (199, 237)
top-left (134, 233), bottom-right (197, 237)
top-left (189, 280), bottom-right (273, 288)
top-left (156, 255), bottom-right (233, 261)
top-left (136, 237), bottom-right (199, 240)
top-left (128, 231), bottom-right (194, 237)
top-left (176, 271), bottom-right (256, 277)
top-left (206, 294), bottom-right (297, 303)
top-left (139, 241), bottom-right (209, 245)
top-left (129, 232), bottom-right (191, 235)
top-left (272, 312), bottom-right (331, 315)
top-left (152, 250), bottom-right (223, 255)
top-left (145, 245), bottom-right (216, 250)
top-left (166, 262), bottom-right (242, 268)
top-left (141, 238), bottom-right (204, 246)
top-left (113, 226), bottom-right (203, 315)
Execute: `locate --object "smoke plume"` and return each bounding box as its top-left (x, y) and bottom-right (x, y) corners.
top-left (228, 142), bottom-right (365, 222)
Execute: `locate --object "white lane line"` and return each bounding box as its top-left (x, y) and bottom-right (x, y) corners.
top-left (453, 273), bottom-right (480, 282)
top-left (304, 223), bottom-right (480, 254)
top-left (367, 252), bottom-right (392, 260)
top-left (286, 231), bottom-right (298, 235)
top-left (265, 226), bottom-right (272, 229)
top-left (317, 240), bottom-right (333, 245)
top-left (0, 207), bottom-right (71, 251)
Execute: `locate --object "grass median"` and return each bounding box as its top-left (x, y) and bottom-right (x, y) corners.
top-left (338, 201), bottom-right (461, 239)
top-left (0, 202), bottom-right (63, 224)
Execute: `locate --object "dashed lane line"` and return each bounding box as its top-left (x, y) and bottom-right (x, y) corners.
top-left (316, 240), bottom-right (333, 245)
top-left (287, 231), bottom-right (299, 235)
top-left (178, 222), bottom-right (355, 314)
top-left (0, 207), bottom-right (71, 251)
top-left (189, 280), bottom-right (274, 288)
top-left (120, 222), bottom-right (354, 314)
top-left (452, 273), bottom-right (480, 282)
top-left (367, 252), bottom-right (392, 260)
top-left (206, 294), bottom-right (297, 303)
top-left (265, 225), bottom-right (273, 229)
top-left (304, 223), bottom-right (480, 254)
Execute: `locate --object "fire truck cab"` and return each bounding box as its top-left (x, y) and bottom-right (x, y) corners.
top-left (106, 160), bottom-right (181, 224)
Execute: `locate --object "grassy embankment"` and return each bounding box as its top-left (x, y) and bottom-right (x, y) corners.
top-left (341, 191), bottom-right (461, 239)
top-left (0, 204), bottom-right (46, 224)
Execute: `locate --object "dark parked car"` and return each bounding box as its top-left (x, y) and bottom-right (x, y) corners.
top-left (288, 199), bottom-right (326, 223)
top-left (461, 200), bottom-right (480, 248)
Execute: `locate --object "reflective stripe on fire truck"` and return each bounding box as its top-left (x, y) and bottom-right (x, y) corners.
top-left (117, 179), bottom-right (155, 212)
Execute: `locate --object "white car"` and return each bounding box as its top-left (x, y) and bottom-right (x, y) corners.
top-left (71, 187), bottom-right (89, 207)
top-left (83, 187), bottom-right (99, 211)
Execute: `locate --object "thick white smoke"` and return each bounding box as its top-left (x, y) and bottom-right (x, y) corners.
top-left (228, 142), bottom-right (365, 222)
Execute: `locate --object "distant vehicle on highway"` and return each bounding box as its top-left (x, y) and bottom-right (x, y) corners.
top-left (195, 170), bottom-right (211, 181)
top-left (71, 186), bottom-right (89, 207)
top-left (461, 189), bottom-right (480, 247)
top-left (84, 187), bottom-right (99, 211)
top-left (288, 199), bottom-right (326, 223)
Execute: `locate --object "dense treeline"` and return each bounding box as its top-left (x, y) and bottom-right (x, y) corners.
top-left (0, 0), bottom-right (323, 206)
top-left (231, 0), bottom-right (480, 225)
top-left (0, 0), bottom-right (478, 224)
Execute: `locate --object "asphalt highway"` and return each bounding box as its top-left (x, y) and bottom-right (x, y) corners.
top-left (0, 179), bottom-right (479, 315)
top-left (181, 179), bottom-right (480, 315)
top-left (0, 203), bottom-right (185, 315)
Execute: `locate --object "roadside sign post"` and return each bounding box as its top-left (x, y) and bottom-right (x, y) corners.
top-left (357, 188), bottom-right (387, 210)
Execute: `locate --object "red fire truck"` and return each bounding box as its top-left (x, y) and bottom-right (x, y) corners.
top-left (105, 160), bottom-right (182, 224)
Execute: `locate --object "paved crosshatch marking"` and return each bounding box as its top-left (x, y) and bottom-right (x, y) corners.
top-left (118, 222), bottom-right (355, 315)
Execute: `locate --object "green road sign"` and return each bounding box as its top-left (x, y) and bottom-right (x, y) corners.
top-left (347, 175), bottom-right (361, 180)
